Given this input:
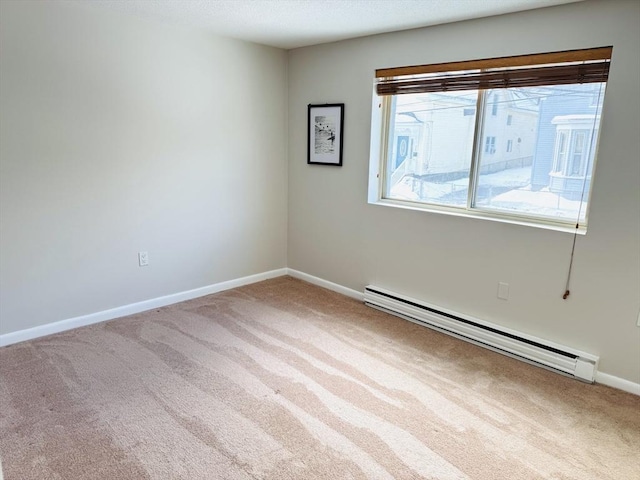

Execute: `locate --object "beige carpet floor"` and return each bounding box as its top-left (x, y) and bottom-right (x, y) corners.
top-left (1, 276), bottom-right (638, 479)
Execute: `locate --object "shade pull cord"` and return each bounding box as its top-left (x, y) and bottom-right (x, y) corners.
top-left (563, 223), bottom-right (579, 299)
top-left (563, 78), bottom-right (605, 300)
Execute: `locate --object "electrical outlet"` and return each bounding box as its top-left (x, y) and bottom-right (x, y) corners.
top-left (497, 282), bottom-right (509, 300)
top-left (138, 251), bottom-right (149, 267)
top-left (637, 309), bottom-right (640, 328)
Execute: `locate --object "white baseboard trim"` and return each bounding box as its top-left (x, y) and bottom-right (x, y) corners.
top-left (286, 269), bottom-right (363, 301)
top-left (0, 268), bottom-right (288, 348)
top-left (595, 372), bottom-right (640, 395)
top-left (2, 267), bottom-right (637, 396)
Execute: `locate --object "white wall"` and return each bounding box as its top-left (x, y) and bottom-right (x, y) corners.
top-left (0, 1), bottom-right (288, 334)
top-left (288, 0), bottom-right (640, 383)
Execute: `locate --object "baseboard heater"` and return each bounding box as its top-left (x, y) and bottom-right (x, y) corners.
top-left (364, 285), bottom-right (598, 383)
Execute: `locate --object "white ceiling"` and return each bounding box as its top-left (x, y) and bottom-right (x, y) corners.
top-left (74, 0), bottom-right (584, 50)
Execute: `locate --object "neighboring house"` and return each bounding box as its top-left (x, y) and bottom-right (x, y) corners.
top-left (530, 83), bottom-right (604, 196)
top-left (392, 92), bottom-right (476, 181)
top-left (481, 89), bottom-right (539, 174)
top-left (391, 90), bottom-right (538, 180)
top-left (388, 88), bottom-right (538, 203)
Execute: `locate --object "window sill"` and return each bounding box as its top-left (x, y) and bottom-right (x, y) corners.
top-left (370, 197), bottom-right (587, 235)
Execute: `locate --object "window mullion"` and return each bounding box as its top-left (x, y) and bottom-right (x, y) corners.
top-left (468, 89), bottom-right (487, 210)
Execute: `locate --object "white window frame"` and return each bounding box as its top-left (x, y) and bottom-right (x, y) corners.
top-left (368, 48), bottom-right (612, 235)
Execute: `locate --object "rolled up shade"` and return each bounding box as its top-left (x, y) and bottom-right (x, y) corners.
top-left (375, 47), bottom-right (612, 96)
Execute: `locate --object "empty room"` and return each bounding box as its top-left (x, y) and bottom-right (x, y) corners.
top-left (1, 0), bottom-right (638, 479)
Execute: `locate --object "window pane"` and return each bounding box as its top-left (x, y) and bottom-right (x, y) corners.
top-left (384, 91), bottom-right (478, 208)
top-left (554, 131), bottom-right (568, 173)
top-left (570, 131), bottom-right (587, 175)
top-left (473, 84), bottom-right (605, 222)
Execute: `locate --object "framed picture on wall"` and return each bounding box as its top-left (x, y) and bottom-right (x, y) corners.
top-left (308, 103), bottom-right (344, 166)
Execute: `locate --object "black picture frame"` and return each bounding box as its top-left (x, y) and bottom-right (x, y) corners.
top-left (307, 103), bottom-right (344, 166)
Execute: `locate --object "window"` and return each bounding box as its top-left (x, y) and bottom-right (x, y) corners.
top-left (553, 131), bottom-right (568, 173)
top-left (485, 136), bottom-right (496, 154)
top-left (571, 131), bottom-right (588, 175)
top-left (370, 47), bottom-right (611, 232)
